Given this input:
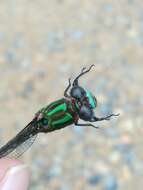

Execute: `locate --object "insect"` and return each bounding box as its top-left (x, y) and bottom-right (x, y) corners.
top-left (0, 65), bottom-right (119, 158)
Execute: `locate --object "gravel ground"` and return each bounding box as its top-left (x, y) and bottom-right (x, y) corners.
top-left (0, 1), bottom-right (143, 190)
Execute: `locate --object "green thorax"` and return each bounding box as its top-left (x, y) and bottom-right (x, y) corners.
top-left (39, 98), bottom-right (78, 132)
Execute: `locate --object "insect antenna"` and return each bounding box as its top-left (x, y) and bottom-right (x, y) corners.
top-left (73, 64), bottom-right (95, 86)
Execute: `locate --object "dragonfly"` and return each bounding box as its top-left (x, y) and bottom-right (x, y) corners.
top-left (0, 65), bottom-right (119, 158)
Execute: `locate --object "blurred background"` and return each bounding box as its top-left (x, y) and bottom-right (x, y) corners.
top-left (0, 0), bottom-right (143, 190)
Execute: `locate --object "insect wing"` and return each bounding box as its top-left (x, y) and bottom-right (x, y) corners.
top-left (0, 118), bottom-right (39, 158)
top-left (9, 134), bottom-right (37, 158)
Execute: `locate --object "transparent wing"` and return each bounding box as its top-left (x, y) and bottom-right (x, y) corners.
top-left (9, 134), bottom-right (37, 158)
top-left (0, 118), bottom-right (40, 158)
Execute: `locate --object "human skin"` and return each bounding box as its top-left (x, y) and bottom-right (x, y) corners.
top-left (0, 158), bottom-right (30, 190)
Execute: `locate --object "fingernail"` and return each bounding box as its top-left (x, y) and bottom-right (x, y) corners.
top-left (0, 165), bottom-right (30, 190)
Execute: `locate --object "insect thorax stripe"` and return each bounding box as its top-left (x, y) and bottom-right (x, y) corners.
top-left (47, 103), bottom-right (66, 116)
top-left (52, 113), bottom-right (73, 126)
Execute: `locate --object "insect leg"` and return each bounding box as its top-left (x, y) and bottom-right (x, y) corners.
top-left (91, 113), bottom-right (120, 122)
top-left (75, 122), bottom-right (99, 129)
top-left (64, 78), bottom-right (72, 98)
top-left (73, 64), bottom-right (95, 86)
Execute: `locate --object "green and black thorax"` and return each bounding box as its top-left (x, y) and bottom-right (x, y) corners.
top-left (36, 97), bottom-right (79, 132)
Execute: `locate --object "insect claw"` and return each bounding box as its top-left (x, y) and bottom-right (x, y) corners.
top-left (94, 125), bottom-right (99, 129)
top-left (88, 64), bottom-right (95, 71)
top-left (113, 113), bottom-right (120, 116)
top-left (104, 113), bottom-right (120, 120)
top-left (81, 64), bottom-right (95, 74)
top-left (81, 67), bottom-right (86, 73)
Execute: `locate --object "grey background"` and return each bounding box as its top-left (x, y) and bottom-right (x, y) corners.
top-left (0, 1), bottom-right (142, 189)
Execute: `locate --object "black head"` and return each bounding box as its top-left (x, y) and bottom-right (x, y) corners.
top-left (64, 65), bottom-right (119, 126)
top-left (64, 65), bottom-right (97, 122)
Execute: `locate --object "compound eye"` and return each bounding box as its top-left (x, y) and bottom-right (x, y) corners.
top-left (70, 86), bottom-right (85, 99)
top-left (79, 105), bottom-right (93, 121)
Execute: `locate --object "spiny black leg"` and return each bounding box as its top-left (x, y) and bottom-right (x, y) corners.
top-left (91, 113), bottom-right (120, 122)
top-left (75, 122), bottom-right (99, 129)
top-left (64, 78), bottom-right (72, 98)
top-left (73, 64), bottom-right (95, 86)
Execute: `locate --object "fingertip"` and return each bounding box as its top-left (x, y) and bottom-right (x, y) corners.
top-left (0, 158), bottom-right (22, 180)
top-left (0, 158), bottom-right (30, 190)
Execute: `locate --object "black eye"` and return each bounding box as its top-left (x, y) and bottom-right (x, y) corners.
top-left (79, 105), bottom-right (93, 121)
top-left (70, 86), bottom-right (85, 99)
top-left (41, 118), bottom-right (48, 125)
